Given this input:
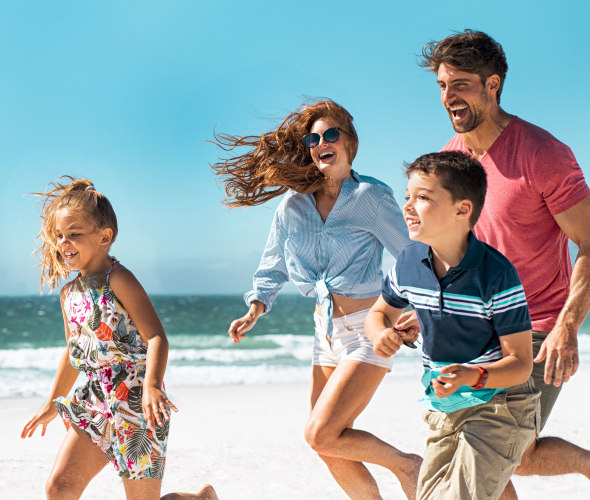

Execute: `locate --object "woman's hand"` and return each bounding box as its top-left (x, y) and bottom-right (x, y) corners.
top-left (228, 301), bottom-right (264, 343)
top-left (142, 385), bottom-right (178, 431)
top-left (431, 364), bottom-right (479, 398)
top-left (21, 403), bottom-right (58, 438)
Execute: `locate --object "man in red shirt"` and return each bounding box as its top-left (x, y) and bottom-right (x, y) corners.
top-left (418, 29), bottom-right (590, 496)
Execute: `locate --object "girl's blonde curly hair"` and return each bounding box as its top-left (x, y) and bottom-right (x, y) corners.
top-left (33, 176), bottom-right (118, 291)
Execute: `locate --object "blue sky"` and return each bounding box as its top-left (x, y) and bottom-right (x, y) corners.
top-left (1, 1), bottom-right (589, 296)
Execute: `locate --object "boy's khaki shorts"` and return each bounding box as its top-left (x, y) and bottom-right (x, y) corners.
top-left (417, 378), bottom-right (540, 500)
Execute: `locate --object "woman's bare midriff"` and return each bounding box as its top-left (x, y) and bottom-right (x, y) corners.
top-left (315, 294), bottom-right (378, 318)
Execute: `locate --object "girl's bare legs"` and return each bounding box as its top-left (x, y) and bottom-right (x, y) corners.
top-left (46, 425), bottom-right (108, 500)
top-left (46, 423), bottom-right (217, 500)
top-left (304, 361), bottom-right (422, 500)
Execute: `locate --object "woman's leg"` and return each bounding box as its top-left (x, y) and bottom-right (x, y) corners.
top-left (307, 364), bottom-right (382, 499)
top-left (305, 361), bottom-right (422, 500)
top-left (46, 425), bottom-right (108, 500)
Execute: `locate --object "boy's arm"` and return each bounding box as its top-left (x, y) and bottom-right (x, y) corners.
top-left (365, 296), bottom-right (413, 358)
top-left (433, 330), bottom-right (533, 397)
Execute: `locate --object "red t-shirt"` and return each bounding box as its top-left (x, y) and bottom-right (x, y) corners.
top-left (443, 116), bottom-right (590, 332)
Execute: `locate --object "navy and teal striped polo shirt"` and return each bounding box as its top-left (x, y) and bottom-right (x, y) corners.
top-left (382, 232), bottom-right (532, 412)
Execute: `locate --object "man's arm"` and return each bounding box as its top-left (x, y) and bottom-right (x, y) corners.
top-left (537, 195), bottom-right (590, 386)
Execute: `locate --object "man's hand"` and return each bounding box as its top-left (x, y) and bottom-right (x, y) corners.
top-left (535, 325), bottom-right (579, 386)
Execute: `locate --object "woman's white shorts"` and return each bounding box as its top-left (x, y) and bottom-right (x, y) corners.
top-left (312, 308), bottom-right (394, 370)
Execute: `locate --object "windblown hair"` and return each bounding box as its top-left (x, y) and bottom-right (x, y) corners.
top-left (33, 176), bottom-right (118, 291)
top-left (405, 151), bottom-right (487, 227)
top-left (420, 30), bottom-right (508, 104)
top-left (211, 99), bottom-right (359, 207)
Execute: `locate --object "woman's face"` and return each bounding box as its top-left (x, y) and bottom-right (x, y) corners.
top-left (308, 118), bottom-right (351, 178)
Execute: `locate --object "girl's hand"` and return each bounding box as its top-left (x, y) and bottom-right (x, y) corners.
top-left (431, 364), bottom-right (479, 398)
top-left (228, 301), bottom-right (264, 343)
top-left (142, 386), bottom-right (178, 431)
top-left (21, 403), bottom-right (58, 438)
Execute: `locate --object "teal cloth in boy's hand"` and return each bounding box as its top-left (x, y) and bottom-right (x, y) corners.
top-left (420, 362), bottom-right (507, 413)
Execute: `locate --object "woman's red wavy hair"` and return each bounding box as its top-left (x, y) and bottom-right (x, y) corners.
top-left (211, 99), bottom-right (358, 207)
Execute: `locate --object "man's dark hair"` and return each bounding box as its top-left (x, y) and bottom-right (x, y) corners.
top-left (420, 30), bottom-right (508, 104)
top-left (405, 151), bottom-right (487, 227)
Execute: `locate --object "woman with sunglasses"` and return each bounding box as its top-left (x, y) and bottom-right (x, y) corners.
top-left (212, 100), bottom-right (421, 499)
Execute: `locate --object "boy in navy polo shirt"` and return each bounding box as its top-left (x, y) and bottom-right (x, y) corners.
top-left (365, 151), bottom-right (540, 500)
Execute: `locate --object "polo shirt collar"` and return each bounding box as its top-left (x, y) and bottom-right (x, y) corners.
top-left (457, 231), bottom-right (485, 270)
top-left (419, 231), bottom-right (485, 270)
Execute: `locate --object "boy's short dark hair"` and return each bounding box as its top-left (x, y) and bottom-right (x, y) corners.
top-left (405, 151), bottom-right (487, 227)
top-left (420, 30), bottom-right (508, 104)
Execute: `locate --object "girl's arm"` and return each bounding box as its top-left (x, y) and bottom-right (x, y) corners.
top-left (365, 296), bottom-right (414, 358)
top-left (433, 330), bottom-right (533, 398)
top-left (21, 286), bottom-right (80, 438)
top-left (109, 265), bottom-right (177, 431)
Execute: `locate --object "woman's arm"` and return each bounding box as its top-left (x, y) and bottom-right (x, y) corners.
top-left (233, 209), bottom-right (290, 341)
top-left (243, 209), bottom-right (290, 315)
top-left (109, 265), bottom-right (177, 430)
top-left (432, 330), bottom-right (533, 398)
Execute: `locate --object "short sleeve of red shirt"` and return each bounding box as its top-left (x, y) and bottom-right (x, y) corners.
top-left (531, 138), bottom-right (589, 215)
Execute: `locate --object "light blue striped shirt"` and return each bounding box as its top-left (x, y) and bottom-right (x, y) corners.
top-left (244, 170), bottom-right (410, 337)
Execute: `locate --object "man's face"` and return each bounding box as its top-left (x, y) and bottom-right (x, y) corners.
top-left (436, 63), bottom-right (492, 134)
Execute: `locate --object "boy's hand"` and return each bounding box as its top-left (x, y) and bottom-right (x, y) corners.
top-left (142, 386), bottom-right (178, 431)
top-left (395, 310), bottom-right (420, 336)
top-left (370, 327), bottom-right (405, 358)
top-left (432, 364), bottom-right (479, 398)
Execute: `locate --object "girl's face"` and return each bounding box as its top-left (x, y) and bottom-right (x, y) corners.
top-left (308, 118), bottom-right (351, 178)
top-left (54, 208), bottom-right (112, 275)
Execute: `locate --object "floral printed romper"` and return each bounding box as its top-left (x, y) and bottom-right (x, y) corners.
top-left (53, 263), bottom-right (168, 479)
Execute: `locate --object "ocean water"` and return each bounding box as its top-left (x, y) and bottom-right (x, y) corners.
top-left (1, 295), bottom-right (589, 398)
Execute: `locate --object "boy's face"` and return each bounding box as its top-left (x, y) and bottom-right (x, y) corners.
top-left (404, 172), bottom-right (467, 246)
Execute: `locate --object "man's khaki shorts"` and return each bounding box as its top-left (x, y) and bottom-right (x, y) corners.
top-left (417, 378), bottom-right (540, 500)
top-left (531, 330), bottom-right (563, 430)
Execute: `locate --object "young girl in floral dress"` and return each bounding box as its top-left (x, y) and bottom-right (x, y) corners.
top-left (21, 177), bottom-right (217, 500)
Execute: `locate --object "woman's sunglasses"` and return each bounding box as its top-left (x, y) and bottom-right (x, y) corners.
top-left (303, 127), bottom-right (340, 148)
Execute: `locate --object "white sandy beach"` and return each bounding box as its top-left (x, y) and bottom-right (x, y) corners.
top-left (2, 366), bottom-right (589, 500)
